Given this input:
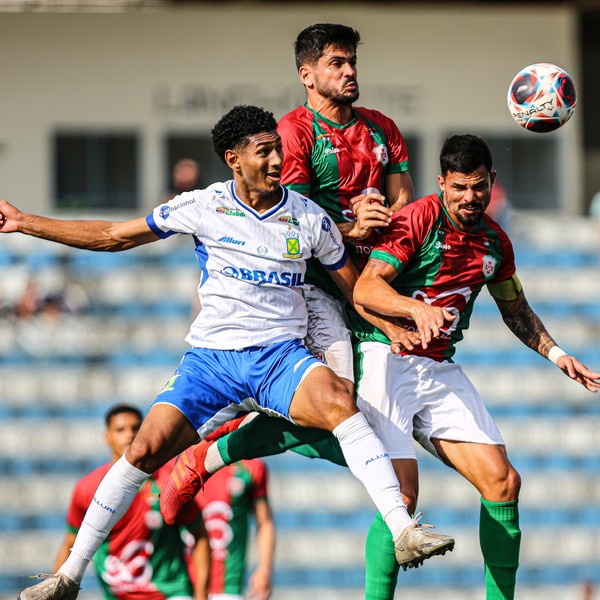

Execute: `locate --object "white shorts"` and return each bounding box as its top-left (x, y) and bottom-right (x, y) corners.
top-left (355, 341), bottom-right (504, 460)
top-left (304, 285), bottom-right (354, 383)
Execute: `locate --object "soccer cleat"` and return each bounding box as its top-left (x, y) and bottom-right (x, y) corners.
top-left (18, 573), bottom-right (80, 600)
top-left (394, 513), bottom-right (455, 571)
top-left (160, 412), bottom-right (255, 525)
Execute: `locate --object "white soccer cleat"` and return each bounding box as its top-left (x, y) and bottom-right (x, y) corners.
top-left (394, 513), bottom-right (455, 571)
top-left (18, 573), bottom-right (80, 600)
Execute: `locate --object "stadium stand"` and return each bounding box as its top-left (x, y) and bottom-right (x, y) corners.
top-left (0, 213), bottom-right (598, 600)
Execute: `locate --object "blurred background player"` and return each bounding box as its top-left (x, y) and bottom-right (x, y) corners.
top-left (169, 158), bottom-right (201, 197)
top-left (188, 459), bottom-right (274, 600)
top-left (54, 403), bottom-right (210, 600)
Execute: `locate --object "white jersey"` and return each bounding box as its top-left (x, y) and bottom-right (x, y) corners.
top-left (147, 181), bottom-right (347, 350)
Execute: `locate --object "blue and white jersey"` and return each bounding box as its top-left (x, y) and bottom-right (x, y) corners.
top-left (147, 181), bottom-right (347, 350)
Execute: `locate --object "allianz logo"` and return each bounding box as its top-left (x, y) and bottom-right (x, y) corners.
top-left (435, 241), bottom-right (451, 250)
top-left (218, 236), bottom-right (246, 246)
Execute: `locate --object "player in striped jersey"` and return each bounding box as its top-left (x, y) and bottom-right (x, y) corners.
top-left (54, 404), bottom-right (209, 600)
top-left (190, 460), bottom-right (274, 600)
top-left (7, 105), bottom-right (453, 600)
top-left (353, 134), bottom-right (600, 599)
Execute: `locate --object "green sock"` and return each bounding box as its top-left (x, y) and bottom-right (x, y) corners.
top-left (479, 498), bottom-right (521, 600)
top-left (365, 512), bottom-right (399, 600)
top-left (291, 436), bottom-right (347, 466)
top-left (216, 413), bottom-right (336, 465)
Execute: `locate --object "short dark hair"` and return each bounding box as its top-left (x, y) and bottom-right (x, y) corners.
top-left (211, 105), bottom-right (278, 164)
top-left (294, 23), bottom-right (361, 70)
top-left (105, 404), bottom-right (143, 428)
top-left (439, 134), bottom-right (493, 176)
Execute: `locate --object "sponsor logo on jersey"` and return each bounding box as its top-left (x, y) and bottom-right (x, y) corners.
top-left (321, 217), bottom-right (332, 232)
top-left (325, 147), bottom-right (341, 155)
top-left (373, 143), bottom-right (389, 166)
top-left (257, 246), bottom-right (268, 255)
top-left (216, 206), bottom-right (246, 217)
top-left (315, 132), bottom-right (335, 141)
top-left (221, 266), bottom-right (305, 287)
top-left (218, 236), bottom-right (245, 246)
top-left (279, 215), bottom-right (300, 226)
top-left (435, 241), bottom-right (451, 250)
top-left (159, 198), bottom-right (196, 220)
top-left (482, 255), bottom-right (497, 279)
top-left (282, 227), bottom-right (303, 259)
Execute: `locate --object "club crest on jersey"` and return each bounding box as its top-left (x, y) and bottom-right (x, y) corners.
top-left (373, 144), bottom-right (389, 166)
top-left (282, 227), bottom-right (303, 259)
top-left (482, 255), bottom-right (497, 279)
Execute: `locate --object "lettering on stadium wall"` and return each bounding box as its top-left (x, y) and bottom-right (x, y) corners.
top-left (153, 84), bottom-right (425, 119)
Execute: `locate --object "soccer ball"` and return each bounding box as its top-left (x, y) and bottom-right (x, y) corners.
top-left (507, 63), bottom-right (577, 133)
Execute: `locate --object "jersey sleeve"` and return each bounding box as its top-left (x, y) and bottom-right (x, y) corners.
top-left (65, 469), bottom-right (105, 534)
top-left (248, 459), bottom-right (269, 503)
top-left (310, 211), bottom-right (348, 271)
top-left (146, 191), bottom-right (205, 239)
top-left (279, 112), bottom-right (313, 196)
top-left (370, 198), bottom-right (433, 272)
top-left (489, 226), bottom-right (517, 283)
top-left (378, 112), bottom-right (409, 174)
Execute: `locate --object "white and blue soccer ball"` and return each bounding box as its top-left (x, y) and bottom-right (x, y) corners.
top-left (507, 62), bottom-right (577, 133)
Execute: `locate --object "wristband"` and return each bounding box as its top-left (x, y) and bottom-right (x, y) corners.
top-left (548, 345), bottom-right (567, 365)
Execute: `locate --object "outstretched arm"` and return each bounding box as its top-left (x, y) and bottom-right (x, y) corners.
top-left (493, 288), bottom-right (600, 392)
top-left (0, 199), bottom-right (158, 251)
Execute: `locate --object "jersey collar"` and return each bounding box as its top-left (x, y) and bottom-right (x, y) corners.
top-left (228, 180), bottom-right (289, 221)
top-left (304, 103), bottom-right (359, 129)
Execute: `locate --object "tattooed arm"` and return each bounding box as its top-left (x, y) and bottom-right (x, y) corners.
top-left (491, 284), bottom-right (600, 392)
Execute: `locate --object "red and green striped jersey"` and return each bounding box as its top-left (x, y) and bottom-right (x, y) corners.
top-left (350, 193), bottom-right (516, 362)
top-left (279, 104), bottom-right (410, 295)
top-left (67, 462), bottom-right (198, 600)
top-left (195, 460), bottom-right (268, 596)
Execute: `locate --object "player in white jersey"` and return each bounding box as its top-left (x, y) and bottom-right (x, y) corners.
top-left (151, 181), bottom-right (344, 353)
top-left (2, 105), bottom-right (454, 600)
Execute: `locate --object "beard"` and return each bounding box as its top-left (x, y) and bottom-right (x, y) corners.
top-left (315, 80), bottom-right (360, 105)
top-left (456, 205), bottom-right (484, 228)
top-left (329, 91), bottom-right (359, 105)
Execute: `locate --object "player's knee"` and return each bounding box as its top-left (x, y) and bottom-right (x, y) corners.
top-left (319, 382), bottom-right (358, 428)
top-left (485, 464), bottom-right (521, 502)
top-left (126, 435), bottom-right (165, 474)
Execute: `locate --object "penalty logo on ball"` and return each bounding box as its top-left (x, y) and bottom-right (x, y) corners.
top-left (507, 62), bottom-right (577, 133)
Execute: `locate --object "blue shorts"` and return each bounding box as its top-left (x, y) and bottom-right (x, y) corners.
top-left (153, 339), bottom-right (324, 438)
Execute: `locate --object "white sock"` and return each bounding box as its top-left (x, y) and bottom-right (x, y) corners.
top-left (332, 412), bottom-right (413, 540)
top-left (58, 455), bottom-right (150, 583)
top-left (205, 443), bottom-right (226, 473)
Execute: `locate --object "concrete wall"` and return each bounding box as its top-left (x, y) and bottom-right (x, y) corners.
top-left (0, 4), bottom-right (582, 214)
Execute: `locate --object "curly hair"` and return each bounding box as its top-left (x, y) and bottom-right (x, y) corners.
top-left (212, 105), bottom-right (278, 163)
top-left (294, 23), bottom-right (361, 70)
